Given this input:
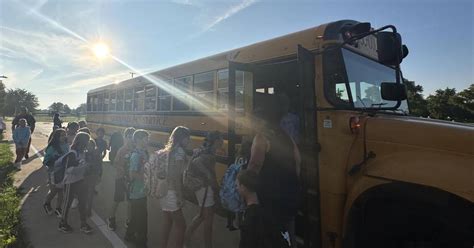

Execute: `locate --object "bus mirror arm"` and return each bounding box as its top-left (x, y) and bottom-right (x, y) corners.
top-left (348, 151), bottom-right (376, 176)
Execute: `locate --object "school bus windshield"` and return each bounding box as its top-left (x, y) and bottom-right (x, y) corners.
top-left (330, 48), bottom-right (409, 112)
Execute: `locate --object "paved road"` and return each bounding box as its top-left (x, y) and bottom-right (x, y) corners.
top-left (11, 122), bottom-right (240, 248)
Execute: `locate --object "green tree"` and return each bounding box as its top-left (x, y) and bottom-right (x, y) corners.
top-left (74, 103), bottom-right (86, 116)
top-left (48, 102), bottom-right (64, 113)
top-left (454, 84), bottom-right (474, 122)
top-left (403, 79), bottom-right (429, 117)
top-left (426, 87), bottom-right (471, 122)
top-left (63, 104), bottom-right (72, 114)
top-left (0, 82), bottom-right (6, 116)
top-left (3, 89), bottom-right (39, 116)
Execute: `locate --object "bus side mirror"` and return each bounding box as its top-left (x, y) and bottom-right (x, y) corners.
top-left (381, 83), bottom-right (407, 101)
top-left (377, 32), bottom-right (409, 66)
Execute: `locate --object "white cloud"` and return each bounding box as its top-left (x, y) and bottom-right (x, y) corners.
top-left (204, 0), bottom-right (258, 31)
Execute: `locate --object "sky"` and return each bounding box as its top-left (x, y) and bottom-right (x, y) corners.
top-left (0, 0), bottom-right (473, 109)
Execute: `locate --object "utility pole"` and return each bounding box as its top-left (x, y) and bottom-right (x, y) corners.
top-left (130, 72), bottom-right (136, 78)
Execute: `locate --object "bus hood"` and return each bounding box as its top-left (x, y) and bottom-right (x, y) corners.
top-left (365, 116), bottom-right (474, 155)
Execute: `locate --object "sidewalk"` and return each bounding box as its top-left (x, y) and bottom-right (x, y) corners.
top-left (9, 123), bottom-right (113, 248)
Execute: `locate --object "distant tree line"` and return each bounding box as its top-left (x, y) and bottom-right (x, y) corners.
top-left (404, 80), bottom-right (474, 123)
top-left (0, 81), bottom-right (85, 117)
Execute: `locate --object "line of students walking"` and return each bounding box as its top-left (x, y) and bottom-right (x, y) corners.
top-left (40, 94), bottom-right (300, 248)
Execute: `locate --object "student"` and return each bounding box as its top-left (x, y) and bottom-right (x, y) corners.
top-left (95, 128), bottom-right (108, 160)
top-left (107, 127), bottom-right (136, 231)
top-left (43, 128), bottom-right (69, 217)
top-left (13, 118), bottom-right (31, 170)
top-left (12, 107), bottom-right (36, 159)
top-left (78, 127), bottom-right (91, 134)
top-left (58, 132), bottom-right (93, 234)
top-left (78, 120), bottom-right (87, 128)
top-left (66, 122), bottom-right (80, 145)
top-left (125, 130), bottom-right (149, 247)
top-left (53, 113), bottom-right (62, 129)
top-left (185, 131), bottom-right (224, 248)
top-left (248, 97), bottom-right (301, 248)
top-left (159, 126), bottom-right (190, 248)
top-left (108, 131), bottom-right (124, 164)
top-left (84, 139), bottom-right (103, 217)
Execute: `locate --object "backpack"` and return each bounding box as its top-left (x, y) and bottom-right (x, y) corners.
top-left (144, 150), bottom-right (169, 199)
top-left (52, 151), bottom-right (74, 185)
top-left (219, 157), bottom-right (248, 213)
top-left (183, 151), bottom-right (207, 192)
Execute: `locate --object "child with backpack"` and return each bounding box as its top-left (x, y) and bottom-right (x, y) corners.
top-left (184, 131), bottom-right (224, 248)
top-left (107, 127), bottom-right (135, 231)
top-left (13, 118), bottom-right (31, 170)
top-left (220, 139), bottom-right (252, 230)
top-left (43, 128), bottom-right (69, 217)
top-left (125, 130), bottom-right (149, 247)
top-left (58, 132), bottom-right (93, 234)
top-left (152, 126), bottom-right (190, 248)
top-left (84, 139), bottom-right (103, 217)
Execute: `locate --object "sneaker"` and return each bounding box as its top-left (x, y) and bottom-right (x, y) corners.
top-left (71, 198), bottom-right (78, 209)
top-left (58, 222), bottom-right (73, 233)
top-left (107, 217), bottom-right (116, 231)
top-left (80, 223), bottom-right (93, 234)
top-left (54, 208), bottom-right (62, 218)
top-left (43, 203), bottom-right (53, 215)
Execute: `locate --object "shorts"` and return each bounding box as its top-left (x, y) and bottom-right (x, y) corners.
top-left (195, 186), bottom-right (215, 207)
top-left (160, 190), bottom-right (182, 212)
top-left (114, 177), bottom-right (129, 202)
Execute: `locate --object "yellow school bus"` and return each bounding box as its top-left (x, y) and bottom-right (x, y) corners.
top-left (87, 20), bottom-right (474, 248)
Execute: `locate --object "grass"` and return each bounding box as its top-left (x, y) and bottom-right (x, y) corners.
top-left (4, 115), bottom-right (85, 123)
top-left (32, 115), bottom-right (85, 123)
top-left (0, 138), bottom-right (27, 248)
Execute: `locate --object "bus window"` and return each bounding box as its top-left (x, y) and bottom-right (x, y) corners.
top-left (109, 91), bottom-right (117, 111)
top-left (145, 85), bottom-right (157, 111)
top-left (117, 89), bottom-right (124, 111)
top-left (193, 71), bottom-right (215, 111)
top-left (217, 69), bottom-right (245, 110)
top-left (134, 86), bottom-right (145, 111)
top-left (158, 87), bottom-right (171, 111)
top-left (87, 96), bottom-right (92, 112)
top-left (93, 95), bottom-right (99, 112)
top-left (173, 76), bottom-right (192, 111)
top-left (103, 92), bottom-right (109, 111)
top-left (124, 87), bottom-right (133, 111)
top-left (98, 94), bottom-right (104, 112)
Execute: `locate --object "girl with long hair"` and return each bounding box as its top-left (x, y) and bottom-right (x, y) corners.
top-left (159, 126), bottom-right (191, 248)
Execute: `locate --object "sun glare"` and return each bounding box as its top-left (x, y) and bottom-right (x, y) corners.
top-left (93, 43), bottom-right (110, 59)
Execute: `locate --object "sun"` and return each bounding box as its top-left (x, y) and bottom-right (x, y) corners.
top-left (93, 43), bottom-right (110, 59)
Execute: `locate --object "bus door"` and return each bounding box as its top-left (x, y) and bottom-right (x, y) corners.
top-left (228, 61), bottom-right (254, 163)
top-left (296, 45), bottom-right (321, 248)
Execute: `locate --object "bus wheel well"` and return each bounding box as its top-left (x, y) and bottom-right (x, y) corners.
top-left (344, 182), bottom-right (474, 248)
